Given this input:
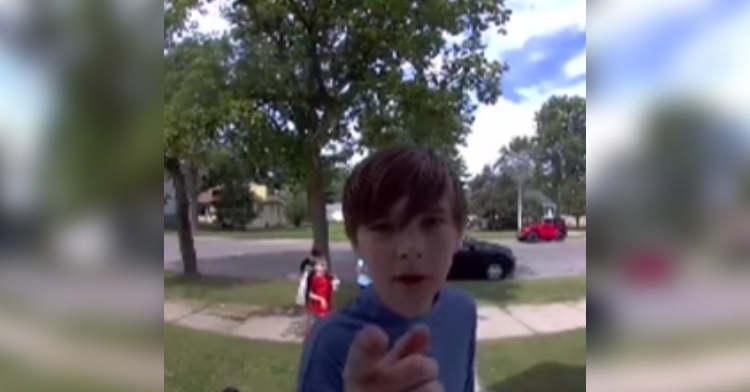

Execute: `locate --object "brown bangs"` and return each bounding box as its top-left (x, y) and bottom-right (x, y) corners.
top-left (342, 146), bottom-right (467, 242)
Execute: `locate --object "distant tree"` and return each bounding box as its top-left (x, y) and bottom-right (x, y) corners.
top-left (467, 166), bottom-right (517, 230)
top-left (214, 183), bottom-right (257, 230)
top-left (534, 95), bottom-right (586, 223)
top-left (284, 187), bottom-right (308, 228)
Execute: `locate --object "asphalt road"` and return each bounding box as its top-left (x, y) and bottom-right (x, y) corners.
top-left (164, 235), bottom-right (587, 281)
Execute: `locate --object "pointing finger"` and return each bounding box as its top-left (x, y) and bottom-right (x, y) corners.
top-left (344, 325), bottom-right (389, 380)
top-left (383, 324), bottom-right (431, 365)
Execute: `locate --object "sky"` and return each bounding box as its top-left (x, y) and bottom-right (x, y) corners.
top-left (1, 0), bottom-right (749, 183)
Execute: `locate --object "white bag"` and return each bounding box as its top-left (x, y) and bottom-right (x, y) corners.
top-left (295, 271), bottom-right (309, 306)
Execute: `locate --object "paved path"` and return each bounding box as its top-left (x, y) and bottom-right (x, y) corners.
top-left (163, 298), bottom-right (588, 343)
top-left (164, 236), bottom-right (586, 282)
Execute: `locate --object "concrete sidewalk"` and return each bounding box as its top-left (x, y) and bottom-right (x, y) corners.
top-left (164, 299), bottom-right (587, 343)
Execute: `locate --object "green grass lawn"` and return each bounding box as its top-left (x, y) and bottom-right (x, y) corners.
top-left (478, 330), bottom-right (586, 391)
top-left (166, 222), bottom-right (523, 242)
top-left (164, 324), bottom-right (585, 392)
top-left (164, 274), bottom-right (586, 314)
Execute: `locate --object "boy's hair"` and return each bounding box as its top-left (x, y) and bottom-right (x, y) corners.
top-left (342, 145), bottom-right (468, 243)
top-left (310, 247), bottom-right (323, 257)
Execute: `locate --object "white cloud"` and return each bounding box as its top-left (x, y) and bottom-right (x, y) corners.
top-left (564, 51), bottom-right (586, 78)
top-left (488, 0), bottom-right (586, 55)
top-left (461, 96), bottom-right (537, 173)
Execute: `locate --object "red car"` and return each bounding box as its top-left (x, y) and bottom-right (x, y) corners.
top-left (518, 218), bottom-right (568, 242)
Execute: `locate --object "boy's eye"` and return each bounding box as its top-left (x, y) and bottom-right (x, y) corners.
top-left (422, 216), bottom-right (445, 227)
top-left (370, 222), bottom-right (395, 233)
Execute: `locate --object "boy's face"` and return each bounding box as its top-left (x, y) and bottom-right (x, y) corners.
top-left (353, 192), bottom-right (463, 313)
top-left (314, 260), bottom-right (327, 274)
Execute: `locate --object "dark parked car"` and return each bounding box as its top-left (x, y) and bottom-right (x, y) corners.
top-left (448, 237), bottom-right (517, 281)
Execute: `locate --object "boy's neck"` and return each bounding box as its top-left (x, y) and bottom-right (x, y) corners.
top-left (376, 289), bottom-right (440, 319)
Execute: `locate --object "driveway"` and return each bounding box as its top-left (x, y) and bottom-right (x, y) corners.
top-left (164, 235), bottom-right (586, 281)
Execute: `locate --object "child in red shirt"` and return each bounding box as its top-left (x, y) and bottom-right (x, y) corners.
top-left (304, 258), bottom-right (335, 335)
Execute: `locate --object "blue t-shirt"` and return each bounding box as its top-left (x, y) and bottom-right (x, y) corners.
top-left (296, 286), bottom-right (477, 392)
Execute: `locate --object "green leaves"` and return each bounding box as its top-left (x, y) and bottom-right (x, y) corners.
top-left (227, 0), bottom-right (511, 177)
top-left (532, 95), bottom-right (586, 218)
top-left (164, 34), bottom-right (234, 163)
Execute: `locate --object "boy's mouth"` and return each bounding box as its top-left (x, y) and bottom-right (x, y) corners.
top-left (393, 274), bottom-right (428, 285)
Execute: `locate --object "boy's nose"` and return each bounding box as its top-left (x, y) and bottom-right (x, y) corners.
top-left (396, 228), bottom-right (425, 260)
top-left (398, 248), bottom-right (423, 260)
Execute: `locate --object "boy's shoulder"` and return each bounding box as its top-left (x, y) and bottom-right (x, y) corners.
top-left (438, 286), bottom-right (478, 315)
top-left (299, 307), bottom-right (367, 376)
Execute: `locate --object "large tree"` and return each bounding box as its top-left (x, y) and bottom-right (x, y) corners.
top-left (225, 0), bottom-right (511, 256)
top-left (164, 12), bottom-right (235, 275)
top-left (534, 95), bottom-right (586, 225)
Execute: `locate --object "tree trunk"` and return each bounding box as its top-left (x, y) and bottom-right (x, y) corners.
top-left (166, 158), bottom-right (199, 277)
top-left (307, 149), bottom-right (330, 259)
top-left (183, 163), bottom-right (200, 232)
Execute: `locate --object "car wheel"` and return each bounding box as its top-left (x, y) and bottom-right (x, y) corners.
top-left (527, 232), bottom-right (539, 242)
top-left (486, 263), bottom-right (504, 281)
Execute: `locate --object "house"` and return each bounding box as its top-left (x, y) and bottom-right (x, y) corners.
top-left (197, 182), bottom-right (287, 228)
top-left (164, 177), bottom-right (288, 229)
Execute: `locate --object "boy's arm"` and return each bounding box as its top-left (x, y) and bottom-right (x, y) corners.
top-left (463, 303), bottom-right (478, 392)
top-left (463, 335), bottom-right (477, 392)
top-left (296, 325), bottom-right (346, 392)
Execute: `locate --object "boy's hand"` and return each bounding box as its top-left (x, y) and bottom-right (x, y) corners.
top-left (344, 325), bottom-right (443, 392)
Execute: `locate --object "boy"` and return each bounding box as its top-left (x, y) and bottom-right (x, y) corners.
top-left (296, 146), bottom-right (477, 392)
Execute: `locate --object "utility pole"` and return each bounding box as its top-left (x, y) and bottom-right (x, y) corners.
top-left (508, 151), bottom-right (532, 233)
top-left (517, 181), bottom-right (523, 232)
